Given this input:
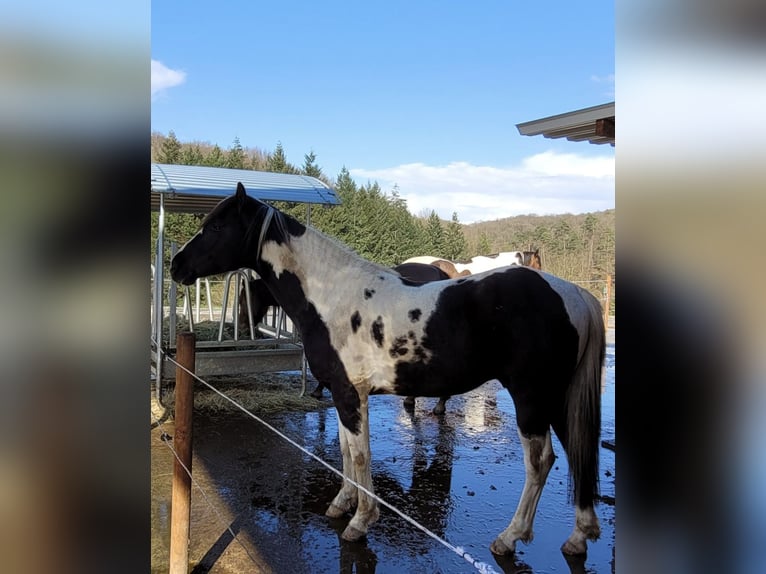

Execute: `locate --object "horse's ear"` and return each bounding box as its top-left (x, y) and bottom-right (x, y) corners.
top-left (236, 182), bottom-right (247, 209)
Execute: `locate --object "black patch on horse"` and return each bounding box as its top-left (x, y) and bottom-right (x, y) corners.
top-left (371, 316), bottom-right (385, 347)
top-left (413, 346), bottom-right (427, 360)
top-left (408, 308), bottom-right (422, 322)
top-left (399, 278), bottom-right (429, 287)
top-left (364, 288), bottom-right (375, 299)
top-left (389, 335), bottom-right (409, 358)
top-left (350, 311), bottom-right (362, 333)
top-left (393, 262), bottom-right (450, 284)
top-left (393, 269), bottom-right (579, 432)
top-left (259, 267), bottom-right (363, 434)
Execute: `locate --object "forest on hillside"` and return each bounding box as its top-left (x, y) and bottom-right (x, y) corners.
top-left (151, 132), bottom-right (614, 307)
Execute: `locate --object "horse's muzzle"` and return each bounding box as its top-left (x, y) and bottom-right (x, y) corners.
top-left (169, 257), bottom-right (196, 285)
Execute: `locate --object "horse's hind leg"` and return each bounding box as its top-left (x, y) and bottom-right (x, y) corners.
top-left (561, 505), bottom-right (600, 555)
top-left (432, 396), bottom-right (449, 415)
top-left (490, 428), bottom-right (555, 555)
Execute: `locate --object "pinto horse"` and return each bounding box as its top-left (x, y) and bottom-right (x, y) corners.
top-left (401, 256), bottom-right (471, 278)
top-left (238, 263), bottom-right (452, 409)
top-left (171, 183), bottom-right (604, 555)
top-left (404, 250), bottom-right (540, 277)
top-left (401, 251), bottom-right (544, 414)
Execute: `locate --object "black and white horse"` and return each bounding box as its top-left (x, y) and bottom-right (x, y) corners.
top-left (170, 183), bottom-right (605, 555)
top-left (238, 262), bottom-right (453, 410)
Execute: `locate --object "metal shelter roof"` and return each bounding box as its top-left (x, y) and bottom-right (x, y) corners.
top-left (151, 163), bottom-right (340, 213)
top-left (516, 102), bottom-right (615, 146)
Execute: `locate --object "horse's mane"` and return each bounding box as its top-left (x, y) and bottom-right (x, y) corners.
top-left (199, 197), bottom-right (230, 228)
top-left (308, 224), bottom-right (394, 276)
top-left (271, 208), bottom-right (291, 245)
top-left (264, 203), bottom-right (395, 278)
top-left (242, 201), bottom-right (294, 257)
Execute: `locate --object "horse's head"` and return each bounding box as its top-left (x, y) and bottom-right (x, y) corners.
top-left (170, 183), bottom-right (268, 285)
top-left (522, 249), bottom-right (542, 270)
top-left (238, 277), bottom-right (278, 329)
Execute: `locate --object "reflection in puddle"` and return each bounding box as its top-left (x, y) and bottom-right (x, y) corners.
top-left (152, 354), bottom-right (616, 573)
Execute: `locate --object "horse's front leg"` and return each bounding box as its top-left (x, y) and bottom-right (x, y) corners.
top-left (326, 413), bottom-right (358, 518)
top-left (327, 392), bottom-right (378, 541)
top-left (342, 394), bottom-right (378, 541)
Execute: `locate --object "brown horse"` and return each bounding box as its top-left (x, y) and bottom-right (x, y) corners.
top-left (522, 249), bottom-right (542, 270)
top-left (427, 258), bottom-right (471, 278)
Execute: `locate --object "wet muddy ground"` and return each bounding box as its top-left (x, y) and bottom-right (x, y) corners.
top-left (151, 338), bottom-right (615, 573)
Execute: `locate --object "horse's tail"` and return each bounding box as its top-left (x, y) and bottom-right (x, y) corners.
top-left (566, 288), bottom-right (605, 509)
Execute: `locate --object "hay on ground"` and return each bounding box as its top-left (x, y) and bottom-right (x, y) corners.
top-left (161, 372), bottom-right (331, 415)
top-left (162, 317), bottom-right (238, 343)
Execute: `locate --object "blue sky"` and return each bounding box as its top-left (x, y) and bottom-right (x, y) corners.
top-left (152, 1), bottom-right (614, 223)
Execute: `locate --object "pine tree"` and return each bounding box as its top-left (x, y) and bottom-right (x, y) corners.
top-left (268, 141), bottom-right (288, 173)
top-left (335, 166), bottom-right (356, 194)
top-left (157, 130), bottom-right (182, 164)
top-left (226, 137), bottom-right (246, 169)
top-left (204, 145), bottom-right (225, 167)
top-left (582, 213), bottom-right (599, 276)
top-left (248, 150), bottom-right (269, 171)
top-left (180, 144), bottom-right (203, 166)
top-left (425, 211), bottom-right (445, 256)
top-left (477, 232), bottom-right (491, 256)
top-left (302, 150), bottom-right (322, 178)
top-left (444, 212), bottom-right (466, 260)
top-left (150, 212), bottom-right (203, 271)
top-left (552, 220), bottom-right (575, 255)
top-left (316, 167), bottom-right (357, 238)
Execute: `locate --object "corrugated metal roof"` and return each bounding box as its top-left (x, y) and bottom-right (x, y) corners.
top-left (151, 163), bottom-right (340, 213)
top-left (516, 102), bottom-right (615, 146)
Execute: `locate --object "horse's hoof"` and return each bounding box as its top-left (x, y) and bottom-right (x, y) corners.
top-left (341, 525), bottom-right (366, 542)
top-left (433, 404), bottom-right (446, 416)
top-left (490, 538), bottom-right (514, 556)
top-left (310, 389), bottom-right (324, 399)
top-left (402, 397), bottom-right (415, 409)
top-left (560, 539), bottom-right (587, 556)
top-left (325, 504), bottom-right (347, 518)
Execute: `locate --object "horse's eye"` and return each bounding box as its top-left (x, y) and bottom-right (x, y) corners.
top-left (209, 224), bottom-right (223, 232)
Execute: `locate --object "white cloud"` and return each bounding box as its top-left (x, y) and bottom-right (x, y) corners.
top-left (151, 59), bottom-right (186, 100)
top-left (591, 73), bottom-right (615, 99)
top-left (591, 73), bottom-right (615, 85)
top-left (521, 150), bottom-right (614, 178)
top-left (350, 151), bottom-right (614, 224)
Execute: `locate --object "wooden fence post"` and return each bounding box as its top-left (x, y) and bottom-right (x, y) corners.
top-left (169, 332), bottom-right (196, 574)
top-left (603, 274), bottom-right (613, 329)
